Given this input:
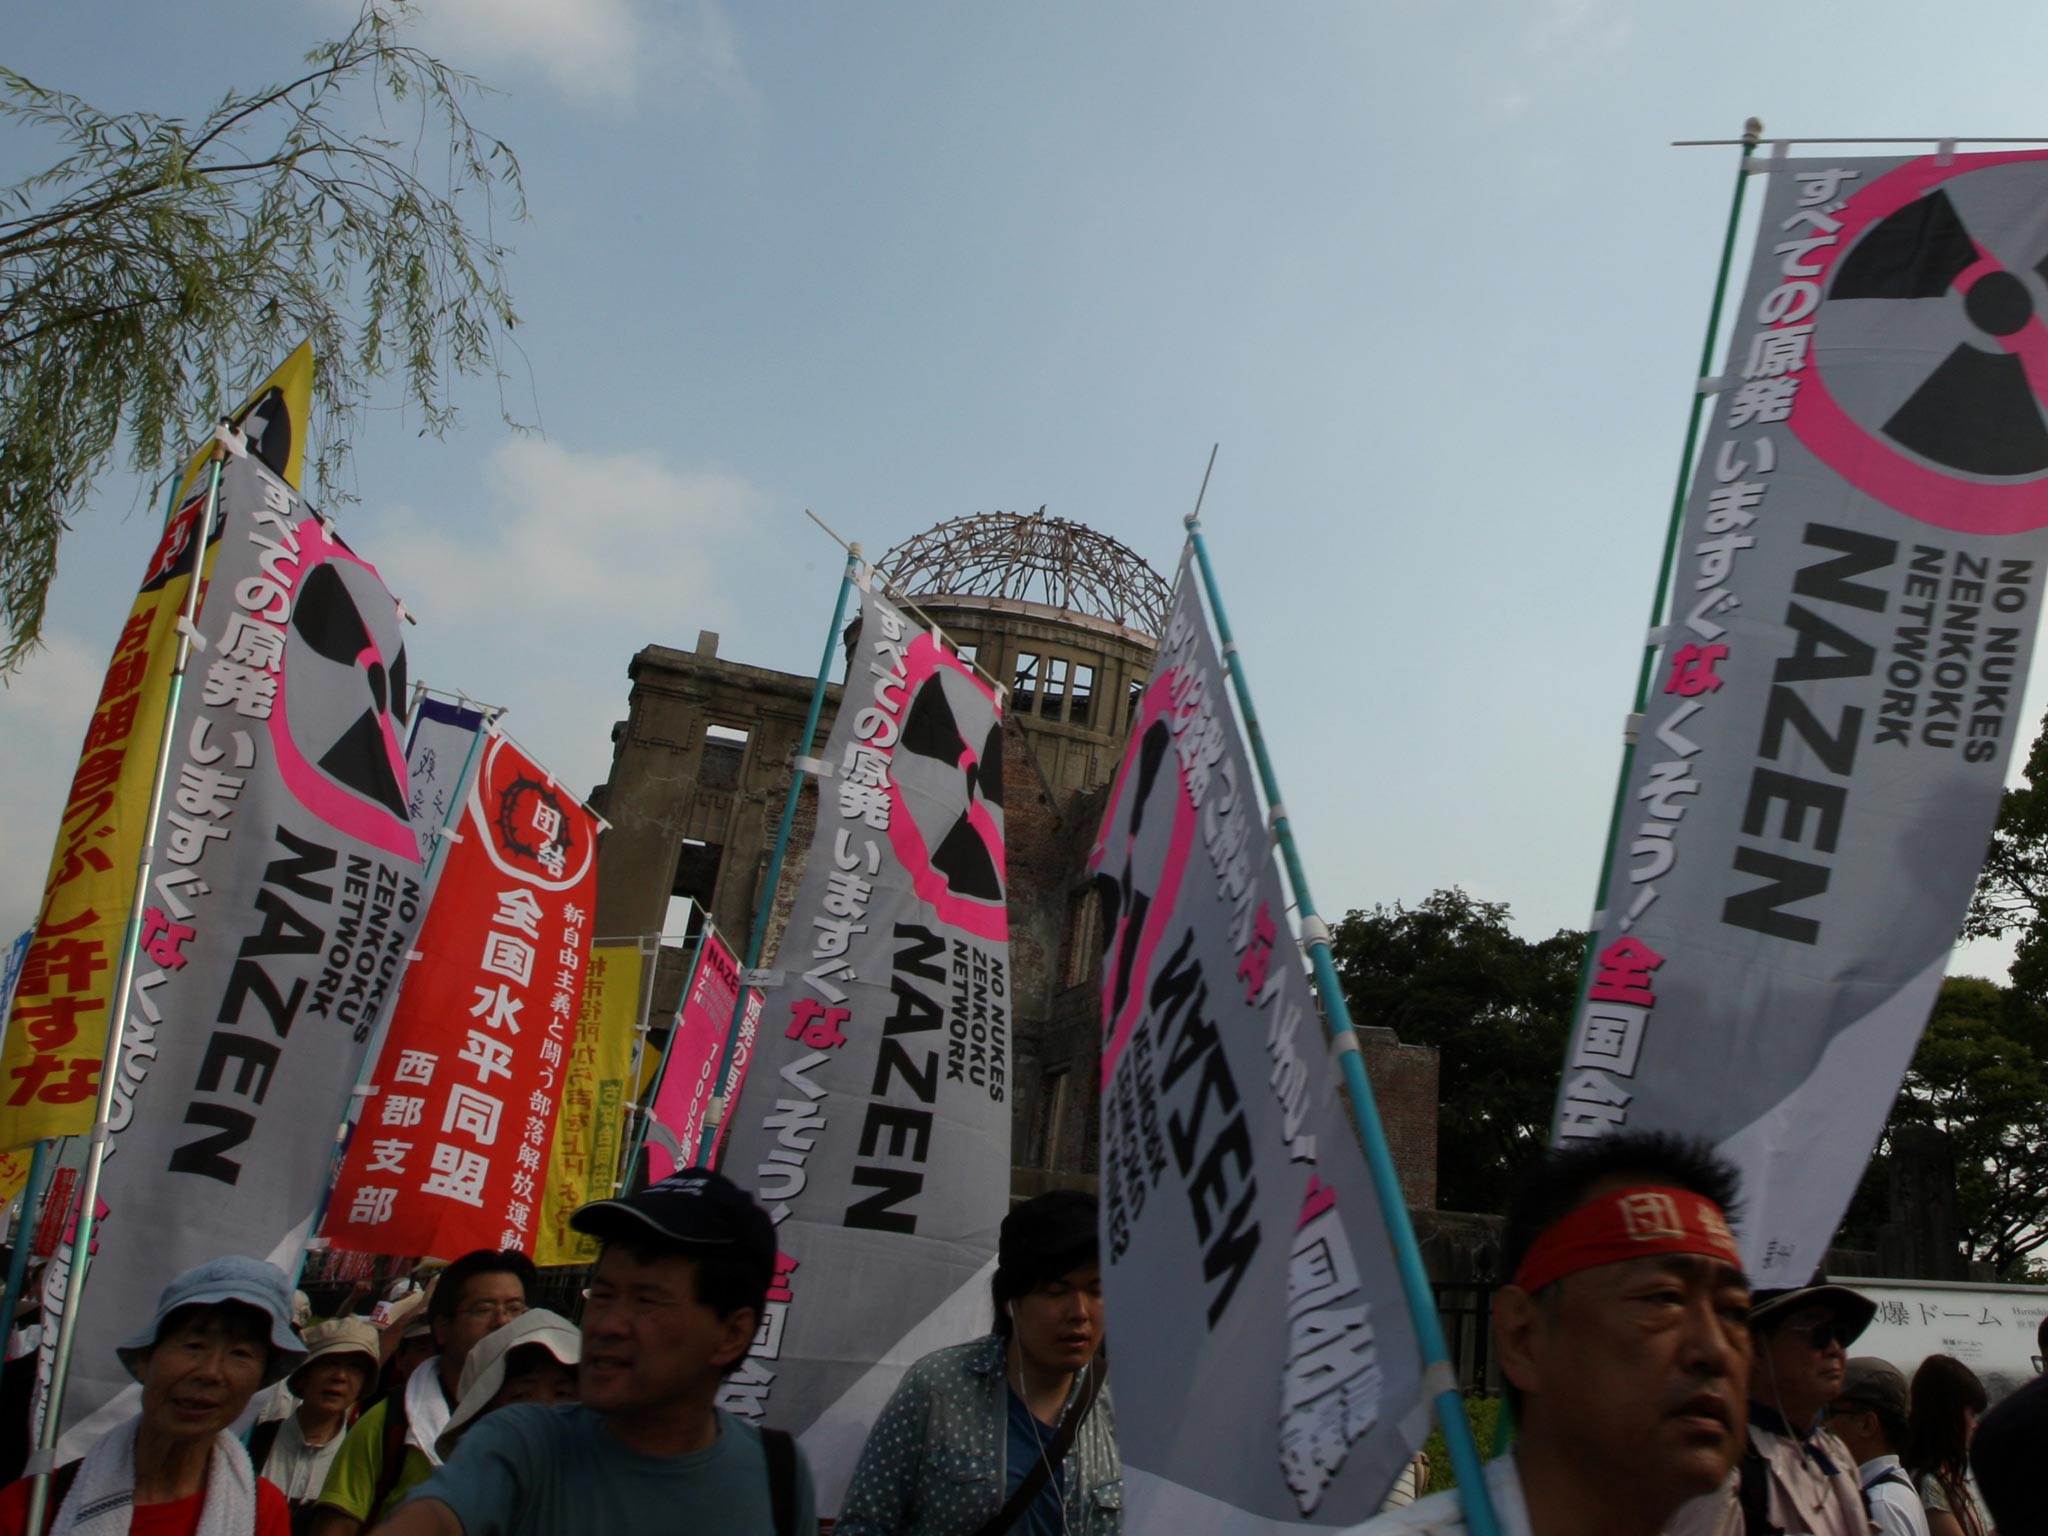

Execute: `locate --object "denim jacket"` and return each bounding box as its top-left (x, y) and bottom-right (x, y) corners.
top-left (836, 1334), bottom-right (1122, 1535)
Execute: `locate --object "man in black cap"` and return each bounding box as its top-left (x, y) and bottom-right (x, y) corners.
top-left (1672, 1278), bottom-right (1876, 1536)
top-left (371, 1169), bottom-right (813, 1536)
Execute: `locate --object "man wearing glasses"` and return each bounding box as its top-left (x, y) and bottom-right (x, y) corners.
top-left (1699, 1279), bottom-right (1876, 1536)
top-left (372, 1169), bottom-right (814, 1536)
top-left (312, 1250), bottom-right (538, 1535)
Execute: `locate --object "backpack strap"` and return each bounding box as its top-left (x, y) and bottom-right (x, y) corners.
top-left (246, 1417), bottom-right (284, 1476)
top-left (968, 1356), bottom-right (1106, 1536)
top-left (760, 1428), bottom-right (796, 1536)
top-left (1738, 1436), bottom-right (1784, 1536)
top-left (367, 1390), bottom-right (414, 1523)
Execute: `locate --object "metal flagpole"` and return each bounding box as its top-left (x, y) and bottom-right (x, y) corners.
top-left (695, 546), bottom-right (862, 1168)
top-left (1493, 123), bottom-right (1763, 1460)
top-left (627, 922), bottom-right (717, 1180)
top-left (1575, 120), bottom-right (1765, 954)
top-left (1181, 452), bottom-right (1502, 1536)
top-left (616, 931), bottom-right (663, 1195)
top-left (26, 424), bottom-right (244, 1529)
top-left (0, 1141), bottom-right (53, 1348)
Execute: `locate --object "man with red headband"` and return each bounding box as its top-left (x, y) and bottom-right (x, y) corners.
top-left (1371, 1132), bottom-right (1752, 1536)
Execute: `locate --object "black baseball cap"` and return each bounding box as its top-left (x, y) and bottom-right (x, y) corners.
top-left (571, 1168), bottom-right (775, 1278)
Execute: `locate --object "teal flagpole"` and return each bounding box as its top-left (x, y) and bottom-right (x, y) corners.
top-left (1181, 457), bottom-right (1501, 1536)
top-left (697, 545), bottom-right (863, 1168)
top-left (0, 1140), bottom-right (53, 1346)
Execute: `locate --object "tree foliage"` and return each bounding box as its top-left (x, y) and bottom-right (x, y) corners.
top-left (1329, 888), bottom-right (1584, 1216)
top-left (1841, 975), bottom-right (2048, 1279)
top-left (0, 2), bottom-right (524, 668)
top-left (1967, 708), bottom-right (2048, 1009)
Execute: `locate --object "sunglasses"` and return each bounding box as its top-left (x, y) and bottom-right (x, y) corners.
top-left (1778, 1320), bottom-right (1850, 1350)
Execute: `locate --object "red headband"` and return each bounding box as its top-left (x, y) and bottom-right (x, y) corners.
top-left (1512, 1185), bottom-right (1743, 1294)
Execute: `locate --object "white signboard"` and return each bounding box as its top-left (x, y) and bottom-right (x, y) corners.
top-left (1838, 1276), bottom-right (2048, 1404)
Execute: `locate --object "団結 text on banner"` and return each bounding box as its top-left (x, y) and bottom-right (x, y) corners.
top-left (1090, 549), bottom-right (1427, 1532)
top-left (1555, 150), bottom-right (2048, 1288)
top-left (718, 574), bottom-right (1011, 1513)
top-left (533, 941), bottom-right (644, 1267)
top-left (325, 730), bottom-right (599, 1261)
top-left (44, 450), bottom-right (427, 1455)
top-left (1, 345), bottom-right (315, 1150)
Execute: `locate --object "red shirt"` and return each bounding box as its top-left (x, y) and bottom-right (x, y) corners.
top-left (0, 1468), bottom-right (291, 1536)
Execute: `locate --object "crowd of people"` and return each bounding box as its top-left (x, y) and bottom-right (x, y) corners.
top-left (0, 1143), bottom-right (2039, 1535)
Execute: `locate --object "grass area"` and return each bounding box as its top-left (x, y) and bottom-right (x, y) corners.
top-left (1420, 1396), bottom-right (1505, 1493)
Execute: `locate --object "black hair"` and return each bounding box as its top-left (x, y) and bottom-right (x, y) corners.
top-left (430, 1250), bottom-right (538, 1325)
top-left (155, 1300), bottom-right (273, 1354)
top-left (1498, 1131), bottom-right (1744, 1418)
top-left (597, 1237), bottom-right (769, 1378)
top-left (1972, 1373), bottom-right (2048, 1534)
top-left (1500, 1132), bottom-right (1743, 1285)
top-left (604, 1236), bottom-right (769, 1323)
top-left (501, 1342), bottom-right (576, 1386)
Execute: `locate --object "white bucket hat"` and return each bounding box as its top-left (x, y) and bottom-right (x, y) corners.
top-left (434, 1308), bottom-right (579, 1456)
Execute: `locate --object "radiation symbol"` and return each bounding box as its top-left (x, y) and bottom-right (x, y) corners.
top-left (1793, 151), bottom-right (2048, 532)
top-left (885, 643), bottom-right (1007, 941)
top-left (232, 386), bottom-right (296, 482)
top-left (274, 556), bottom-right (415, 859)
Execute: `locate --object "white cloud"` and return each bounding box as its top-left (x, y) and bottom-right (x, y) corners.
top-left (368, 436), bottom-right (760, 796)
top-left (0, 632), bottom-right (106, 943)
top-left (399, 0), bottom-right (755, 108)
top-left (1528, 0), bottom-right (1635, 62)
top-left (375, 436), bottom-right (751, 628)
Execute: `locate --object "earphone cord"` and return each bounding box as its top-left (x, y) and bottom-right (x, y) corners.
top-left (1010, 1341), bottom-right (1074, 1536)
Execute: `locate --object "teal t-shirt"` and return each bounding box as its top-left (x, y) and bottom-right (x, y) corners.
top-left (414, 1403), bottom-right (813, 1535)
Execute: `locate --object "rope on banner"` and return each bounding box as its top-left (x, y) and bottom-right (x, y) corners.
top-left (1178, 445), bottom-right (1503, 1536)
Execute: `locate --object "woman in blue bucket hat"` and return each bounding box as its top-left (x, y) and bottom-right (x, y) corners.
top-left (0, 1255), bottom-right (304, 1535)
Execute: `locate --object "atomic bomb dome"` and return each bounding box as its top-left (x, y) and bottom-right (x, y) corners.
top-left (879, 509), bottom-right (1170, 641)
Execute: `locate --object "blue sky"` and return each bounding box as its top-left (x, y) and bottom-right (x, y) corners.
top-left (8, 0), bottom-right (2048, 977)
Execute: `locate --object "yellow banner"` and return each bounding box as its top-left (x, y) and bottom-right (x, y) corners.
top-left (0, 345), bottom-right (315, 1148)
top-left (533, 943), bottom-right (645, 1267)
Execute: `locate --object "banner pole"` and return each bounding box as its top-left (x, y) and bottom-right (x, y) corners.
top-left (1181, 486), bottom-right (1502, 1536)
top-left (617, 933), bottom-right (663, 1194)
top-left (27, 427), bottom-right (241, 1528)
top-left (696, 548), bottom-right (862, 1168)
top-left (628, 920), bottom-right (715, 1181)
top-left (1580, 121), bottom-right (1763, 947)
top-left (0, 1140), bottom-right (54, 1348)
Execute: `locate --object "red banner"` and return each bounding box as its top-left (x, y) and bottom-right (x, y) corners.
top-left (324, 732), bottom-right (598, 1258)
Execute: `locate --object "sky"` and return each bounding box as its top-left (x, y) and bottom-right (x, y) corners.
top-left (8, 0), bottom-right (2048, 979)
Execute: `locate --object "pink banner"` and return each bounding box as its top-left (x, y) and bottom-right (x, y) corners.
top-left (647, 929), bottom-right (742, 1181)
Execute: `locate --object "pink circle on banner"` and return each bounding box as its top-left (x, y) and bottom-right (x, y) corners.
top-left (1789, 148), bottom-right (2048, 534)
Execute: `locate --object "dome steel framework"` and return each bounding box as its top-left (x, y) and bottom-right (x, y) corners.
top-left (879, 509), bottom-right (1170, 637)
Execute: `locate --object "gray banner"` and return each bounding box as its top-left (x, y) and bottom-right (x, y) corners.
top-left (717, 575), bottom-right (1012, 1512)
top-left (48, 454), bottom-right (428, 1452)
top-left (1091, 549), bottom-right (1426, 1531)
top-left (1556, 151), bottom-right (2048, 1288)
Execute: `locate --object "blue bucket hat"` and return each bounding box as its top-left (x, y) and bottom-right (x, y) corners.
top-left (115, 1256), bottom-right (307, 1386)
